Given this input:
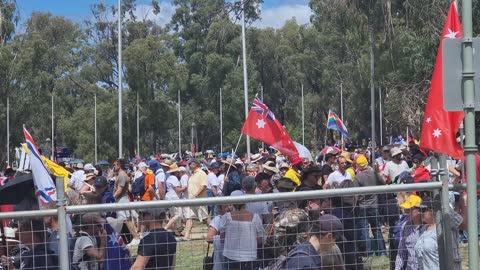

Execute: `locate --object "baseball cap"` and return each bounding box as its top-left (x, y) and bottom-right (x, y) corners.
top-left (390, 147), bottom-right (402, 157)
top-left (311, 214), bottom-right (344, 234)
top-left (94, 176), bottom-right (108, 187)
top-left (400, 194), bottom-right (422, 209)
top-left (76, 163), bottom-right (84, 169)
top-left (137, 162), bottom-right (147, 169)
top-left (419, 195), bottom-right (440, 210)
top-left (84, 163), bottom-right (95, 171)
top-left (208, 162), bottom-right (220, 169)
top-left (188, 158), bottom-right (201, 165)
top-left (139, 208), bottom-right (168, 218)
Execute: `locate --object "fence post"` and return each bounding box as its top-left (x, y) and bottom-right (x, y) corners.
top-left (56, 177), bottom-right (70, 269)
top-left (438, 155), bottom-right (454, 270)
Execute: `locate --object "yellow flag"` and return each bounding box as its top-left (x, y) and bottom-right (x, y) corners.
top-left (22, 143), bottom-right (70, 191)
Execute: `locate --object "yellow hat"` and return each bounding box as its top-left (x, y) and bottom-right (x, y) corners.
top-left (355, 154), bottom-right (368, 169)
top-left (284, 168), bottom-right (301, 186)
top-left (400, 195), bottom-right (422, 209)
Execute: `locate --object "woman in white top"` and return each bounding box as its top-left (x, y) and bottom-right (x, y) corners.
top-left (164, 164), bottom-right (186, 236)
top-left (207, 204), bottom-right (233, 270)
top-left (220, 190), bottom-right (264, 270)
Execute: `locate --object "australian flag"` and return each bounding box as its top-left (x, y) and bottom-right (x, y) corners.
top-left (103, 223), bottom-right (131, 270)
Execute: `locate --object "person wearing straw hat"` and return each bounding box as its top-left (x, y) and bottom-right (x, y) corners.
top-left (222, 157), bottom-right (241, 196)
top-left (383, 147), bottom-right (409, 184)
top-left (164, 163), bottom-right (184, 236)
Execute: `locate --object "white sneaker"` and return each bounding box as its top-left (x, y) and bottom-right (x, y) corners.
top-left (127, 238), bottom-right (141, 246)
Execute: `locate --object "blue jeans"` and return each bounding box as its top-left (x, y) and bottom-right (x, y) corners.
top-left (356, 207), bottom-right (387, 256)
top-left (207, 189), bottom-right (217, 217)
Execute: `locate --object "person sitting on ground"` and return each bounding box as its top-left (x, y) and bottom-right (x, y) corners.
top-left (131, 208), bottom-right (177, 270)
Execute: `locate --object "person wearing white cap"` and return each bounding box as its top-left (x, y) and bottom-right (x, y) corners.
top-left (383, 147), bottom-right (409, 184)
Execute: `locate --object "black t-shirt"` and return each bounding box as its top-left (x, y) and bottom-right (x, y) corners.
top-left (321, 164), bottom-right (333, 184)
top-left (137, 228), bottom-right (177, 269)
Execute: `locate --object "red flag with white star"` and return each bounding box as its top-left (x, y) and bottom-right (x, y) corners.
top-left (420, 1), bottom-right (464, 159)
top-left (241, 97), bottom-right (299, 158)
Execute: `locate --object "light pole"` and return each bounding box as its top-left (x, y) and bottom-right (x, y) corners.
top-left (117, 0), bottom-right (123, 159)
top-left (94, 93), bottom-right (97, 164)
top-left (220, 87), bottom-right (223, 154)
top-left (51, 92), bottom-right (54, 160)
top-left (6, 95), bottom-right (9, 166)
top-left (301, 83), bottom-right (305, 146)
top-left (169, 90), bottom-right (181, 158)
top-left (136, 92), bottom-right (140, 157)
top-left (241, 0), bottom-right (251, 162)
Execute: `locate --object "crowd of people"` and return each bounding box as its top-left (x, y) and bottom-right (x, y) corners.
top-left (0, 142), bottom-right (478, 270)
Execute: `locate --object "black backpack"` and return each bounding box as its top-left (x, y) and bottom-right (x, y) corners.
top-left (131, 174), bottom-right (146, 198)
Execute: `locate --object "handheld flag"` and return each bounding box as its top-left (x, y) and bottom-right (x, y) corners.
top-left (241, 96), bottom-right (299, 158)
top-left (23, 127), bottom-right (57, 207)
top-left (420, 1), bottom-right (464, 159)
top-left (327, 110), bottom-right (349, 138)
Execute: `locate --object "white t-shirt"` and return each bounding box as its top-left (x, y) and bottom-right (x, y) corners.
top-left (207, 172), bottom-right (220, 190)
top-left (221, 212), bottom-right (264, 262)
top-left (71, 170), bottom-right (86, 190)
top-left (180, 174), bottom-right (189, 199)
top-left (383, 160), bottom-right (409, 182)
top-left (326, 170), bottom-right (352, 186)
top-left (165, 175), bottom-right (180, 200)
top-left (217, 174), bottom-right (225, 196)
top-left (155, 168), bottom-right (166, 197)
top-left (209, 216), bottom-right (226, 270)
top-left (72, 232), bottom-right (98, 270)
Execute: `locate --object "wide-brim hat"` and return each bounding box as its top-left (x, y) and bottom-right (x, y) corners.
top-left (340, 151), bottom-right (353, 163)
top-left (263, 161), bottom-right (279, 173)
top-left (251, 153), bottom-right (263, 163)
top-left (221, 157), bottom-right (235, 167)
top-left (167, 163), bottom-right (181, 173)
top-left (160, 159), bottom-right (174, 167)
top-left (390, 147), bottom-right (402, 157)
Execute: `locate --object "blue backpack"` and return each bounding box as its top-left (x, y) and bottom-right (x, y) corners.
top-left (131, 174), bottom-right (146, 198)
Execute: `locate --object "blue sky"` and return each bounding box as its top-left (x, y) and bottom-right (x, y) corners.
top-left (16, 0), bottom-right (311, 28)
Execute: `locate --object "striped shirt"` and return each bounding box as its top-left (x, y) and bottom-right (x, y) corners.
top-left (394, 221), bottom-right (421, 270)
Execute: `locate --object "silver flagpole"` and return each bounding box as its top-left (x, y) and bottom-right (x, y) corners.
top-left (94, 93), bottom-right (98, 164)
top-left (220, 87), bottom-right (223, 154)
top-left (241, 0), bottom-right (251, 162)
top-left (6, 95), bottom-right (9, 166)
top-left (178, 89), bottom-right (181, 158)
top-left (136, 92), bottom-right (140, 157)
top-left (379, 85), bottom-right (383, 145)
top-left (51, 92), bottom-right (54, 160)
top-left (301, 83), bottom-right (305, 146)
top-left (261, 86), bottom-right (264, 151)
top-left (117, 0), bottom-right (123, 159)
top-left (340, 83), bottom-right (344, 149)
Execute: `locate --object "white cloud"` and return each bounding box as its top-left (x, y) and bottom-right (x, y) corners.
top-left (131, 2), bottom-right (176, 27)
top-left (253, 4), bottom-right (312, 29)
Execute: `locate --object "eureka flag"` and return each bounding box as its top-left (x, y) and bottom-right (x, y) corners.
top-left (23, 127), bottom-right (57, 207)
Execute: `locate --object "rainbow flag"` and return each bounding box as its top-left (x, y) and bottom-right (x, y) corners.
top-left (327, 110), bottom-right (349, 138)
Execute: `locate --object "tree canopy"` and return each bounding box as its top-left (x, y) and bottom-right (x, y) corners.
top-left (0, 0), bottom-right (479, 163)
